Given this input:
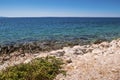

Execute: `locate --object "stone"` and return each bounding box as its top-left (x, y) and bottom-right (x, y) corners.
top-left (63, 47), bottom-right (75, 56)
top-left (24, 59), bottom-right (32, 63)
top-left (56, 51), bottom-right (65, 57)
top-left (72, 46), bottom-right (81, 49)
top-left (100, 42), bottom-right (109, 48)
top-left (92, 48), bottom-right (102, 54)
top-left (50, 50), bottom-right (65, 57)
top-left (66, 58), bottom-right (72, 63)
top-left (20, 53), bottom-right (25, 57)
top-left (73, 50), bottom-right (84, 55)
top-left (93, 39), bottom-right (107, 44)
top-left (3, 56), bottom-right (10, 61)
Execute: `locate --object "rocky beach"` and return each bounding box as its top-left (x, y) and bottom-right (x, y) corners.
top-left (1, 0), bottom-right (120, 79)
top-left (0, 38), bottom-right (120, 80)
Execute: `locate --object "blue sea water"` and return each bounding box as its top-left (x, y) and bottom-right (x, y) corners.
top-left (0, 17), bottom-right (120, 45)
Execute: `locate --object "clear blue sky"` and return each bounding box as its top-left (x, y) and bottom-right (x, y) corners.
top-left (0, 0), bottom-right (120, 17)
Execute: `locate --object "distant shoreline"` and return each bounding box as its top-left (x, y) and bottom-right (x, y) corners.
top-left (1, 17), bottom-right (120, 18)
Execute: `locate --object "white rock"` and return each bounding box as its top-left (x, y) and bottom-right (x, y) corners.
top-left (72, 45), bottom-right (81, 49)
top-left (92, 48), bottom-right (102, 54)
top-left (24, 59), bottom-right (32, 63)
top-left (50, 50), bottom-right (65, 57)
top-left (65, 58), bottom-right (72, 63)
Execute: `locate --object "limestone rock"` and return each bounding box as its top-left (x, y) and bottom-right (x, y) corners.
top-left (0, 38), bottom-right (120, 80)
top-left (24, 59), bottom-right (32, 63)
top-left (50, 50), bottom-right (65, 57)
top-left (65, 58), bottom-right (72, 63)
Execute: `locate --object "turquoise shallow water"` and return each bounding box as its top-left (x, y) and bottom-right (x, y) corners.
top-left (0, 17), bottom-right (120, 45)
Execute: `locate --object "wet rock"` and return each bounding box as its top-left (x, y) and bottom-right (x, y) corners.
top-left (93, 39), bottom-right (107, 44)
top-left (99, 42), bottom-right (109, 48)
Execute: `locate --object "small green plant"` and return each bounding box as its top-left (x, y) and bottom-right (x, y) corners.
top-left (0, 56), bottom-right (65, 80)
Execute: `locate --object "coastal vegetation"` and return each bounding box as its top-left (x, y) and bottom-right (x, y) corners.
top-left (0, 56), bottom-right (65, 80)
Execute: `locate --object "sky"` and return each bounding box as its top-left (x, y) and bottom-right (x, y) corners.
top-left (0, 0), bottom-right (120, 17)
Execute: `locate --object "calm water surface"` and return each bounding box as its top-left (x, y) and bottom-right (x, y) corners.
top-left (0, 17), bottom-right (120, 45)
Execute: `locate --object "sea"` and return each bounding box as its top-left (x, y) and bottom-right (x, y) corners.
top-left (0, 17), bottom-right (120, 45)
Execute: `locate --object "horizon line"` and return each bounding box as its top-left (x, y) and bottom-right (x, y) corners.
top-left (1, 16), bottom-right (120, 18)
